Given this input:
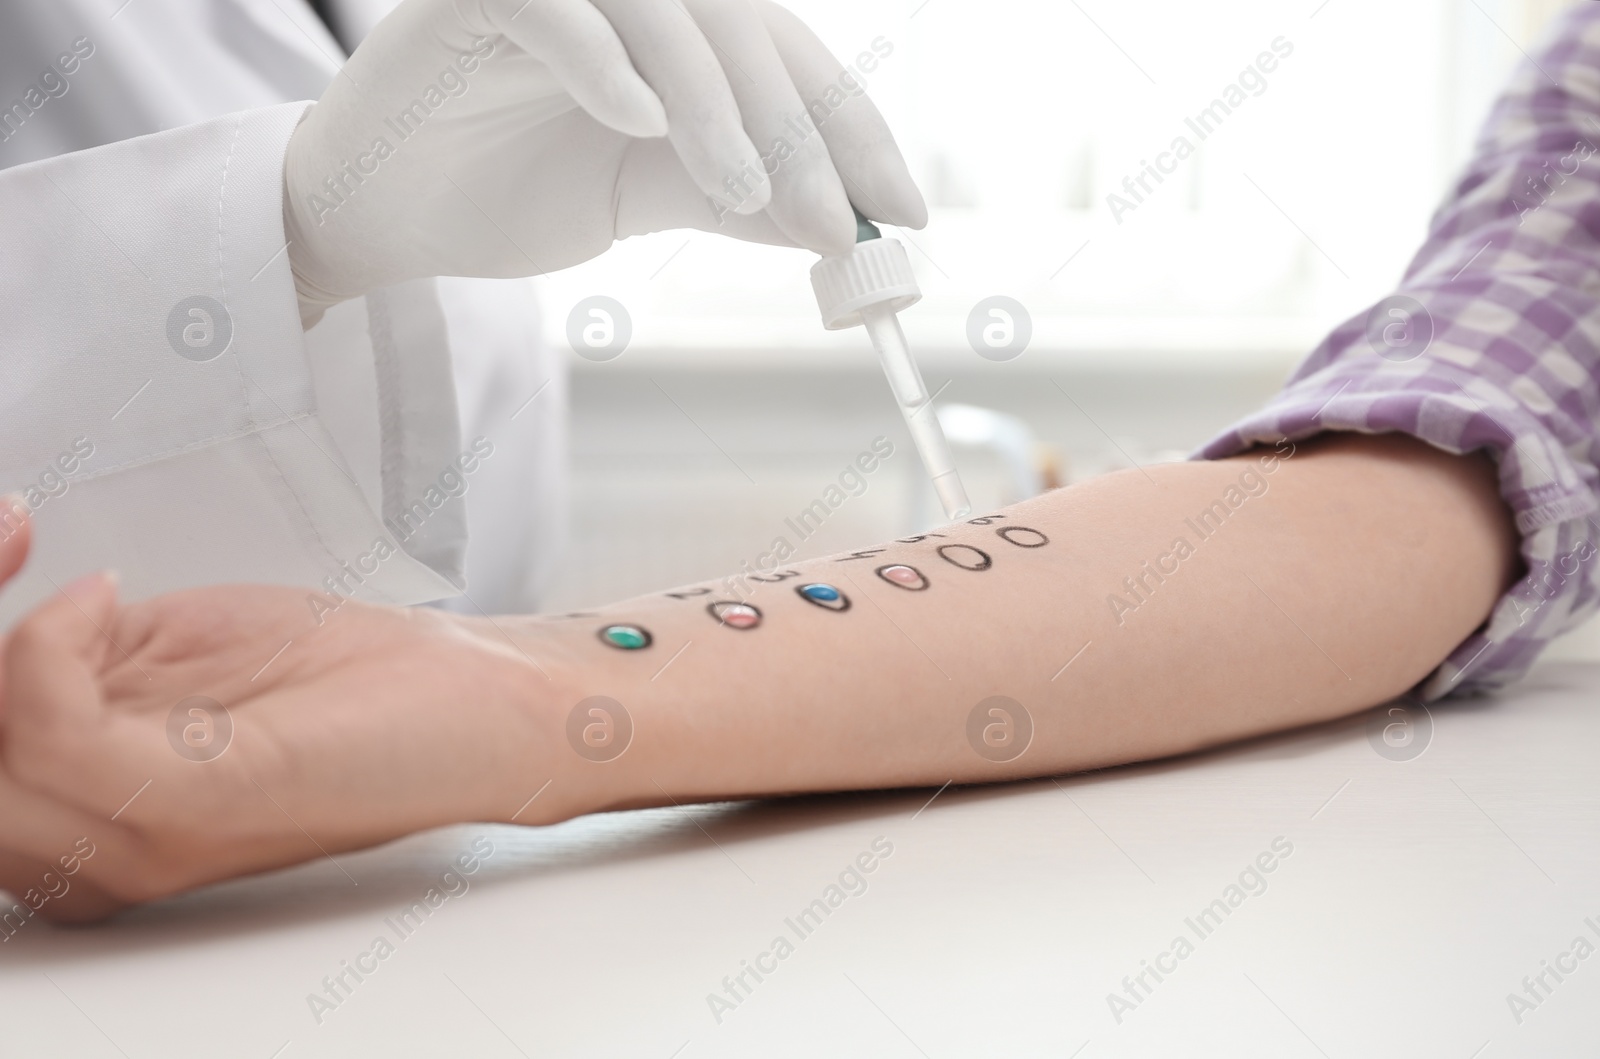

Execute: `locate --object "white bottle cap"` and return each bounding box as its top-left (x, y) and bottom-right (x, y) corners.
top-left (809, 237), bottom-right (921, 330)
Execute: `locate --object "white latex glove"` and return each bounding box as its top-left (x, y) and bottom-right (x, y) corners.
top-left (284, 0), bottom-right (927, 324)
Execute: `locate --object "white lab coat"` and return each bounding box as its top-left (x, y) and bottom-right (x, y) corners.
top-left (0, 0), bottom-right (566, 621)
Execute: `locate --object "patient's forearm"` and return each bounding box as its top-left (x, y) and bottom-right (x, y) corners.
top-left (511, 434), bottom-right (1517, 817)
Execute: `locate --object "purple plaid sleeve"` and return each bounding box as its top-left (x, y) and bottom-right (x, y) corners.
top-left (1199, 4), bottom-right (1600, 700)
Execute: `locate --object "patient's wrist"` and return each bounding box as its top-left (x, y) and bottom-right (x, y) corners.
top-left (459, 615), bottom-right (641, 826)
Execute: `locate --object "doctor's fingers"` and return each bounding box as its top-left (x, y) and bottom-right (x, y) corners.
top-left (663, 0), bottom-right (858, 255)
top-left (755, 1), bottom-right (926, 231)
top-left (471, 0), bottom-right (667, 137)
top-left (479, 0), bottom-right (771, 218)
top-left (609, 136), bottom-right (802, 246)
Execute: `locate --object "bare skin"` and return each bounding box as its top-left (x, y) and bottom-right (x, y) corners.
top-left (0, 433), bottom-right (1518, 924)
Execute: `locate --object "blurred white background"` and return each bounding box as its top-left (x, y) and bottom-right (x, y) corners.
top-left (534, 0), bottom-right (1593, 661)
top-left (541, 0), bottom-right (1566, 366)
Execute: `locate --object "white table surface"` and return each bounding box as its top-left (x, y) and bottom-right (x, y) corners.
top-left (3, 663), bottom-right (1597, 1058)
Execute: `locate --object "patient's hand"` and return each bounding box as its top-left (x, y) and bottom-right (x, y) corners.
top-left (0, 514), bottom-right (131, 924)
top-left (0, 513), bottom-right (569, 921)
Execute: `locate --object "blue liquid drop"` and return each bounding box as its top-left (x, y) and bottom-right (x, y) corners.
top-left (797, 583), bottom-right (850, 611)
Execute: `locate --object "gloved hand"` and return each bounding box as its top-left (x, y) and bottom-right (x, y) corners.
top-left (284, 0), bottom-right (927, 325)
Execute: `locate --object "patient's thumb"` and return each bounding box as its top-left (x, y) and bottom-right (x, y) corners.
top-left (4, 571), bottom-right (121, 731)
top-left (0, 497), bottom-right (32, 585)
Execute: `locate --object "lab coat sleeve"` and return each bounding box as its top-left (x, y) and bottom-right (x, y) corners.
top-left (1198, 5), bottom-right (1600, 700)
top-left (0, 102), bottom-right (466, 623)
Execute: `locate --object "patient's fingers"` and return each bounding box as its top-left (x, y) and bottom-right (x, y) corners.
top-left (0, 575), bottom-right (194, 905)
top-left (5, 570), bottom-right (118, 732)
top-left (2, 578), bottom-right (283, 895)
top-left (0, 497), bottom-right (30, 585)
top-left (0, 850), bottom-right (128, 926)
top-left (0, 760), bottom-right (157, 906)
top-left (2, 571), bottom-right (151, 814)
top-left (0, 500), bottom-right (30, 723)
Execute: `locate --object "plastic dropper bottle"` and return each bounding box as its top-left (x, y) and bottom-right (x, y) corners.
top-left (810, 211), bottom-right (972, 521)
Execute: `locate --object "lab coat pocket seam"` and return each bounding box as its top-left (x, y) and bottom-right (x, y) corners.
top-left (61, 416), bottom-right (318, 485)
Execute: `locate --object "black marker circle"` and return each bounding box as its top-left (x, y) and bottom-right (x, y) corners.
top-left (997, 526), bottom-right (1049, 548)
top-left (937, 544), bottom-right (993, 571)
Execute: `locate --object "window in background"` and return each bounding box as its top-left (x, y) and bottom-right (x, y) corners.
top-left (535, 0), bottom-right (1552, 368)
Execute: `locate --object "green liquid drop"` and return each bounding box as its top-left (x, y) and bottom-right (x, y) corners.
top-left (602, 625), bottom-right (649, 650)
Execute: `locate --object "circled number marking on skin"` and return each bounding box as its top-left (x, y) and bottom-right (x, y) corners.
top-left (936, 544), bottom-right (992, 571)
top-left (997, 526), bottom-right (1049, 548)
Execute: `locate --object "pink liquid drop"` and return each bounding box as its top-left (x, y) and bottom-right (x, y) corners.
top-left (880, 565), bottom-right (926, 589)
top-left (718, 604), bottom-right (761, 629)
